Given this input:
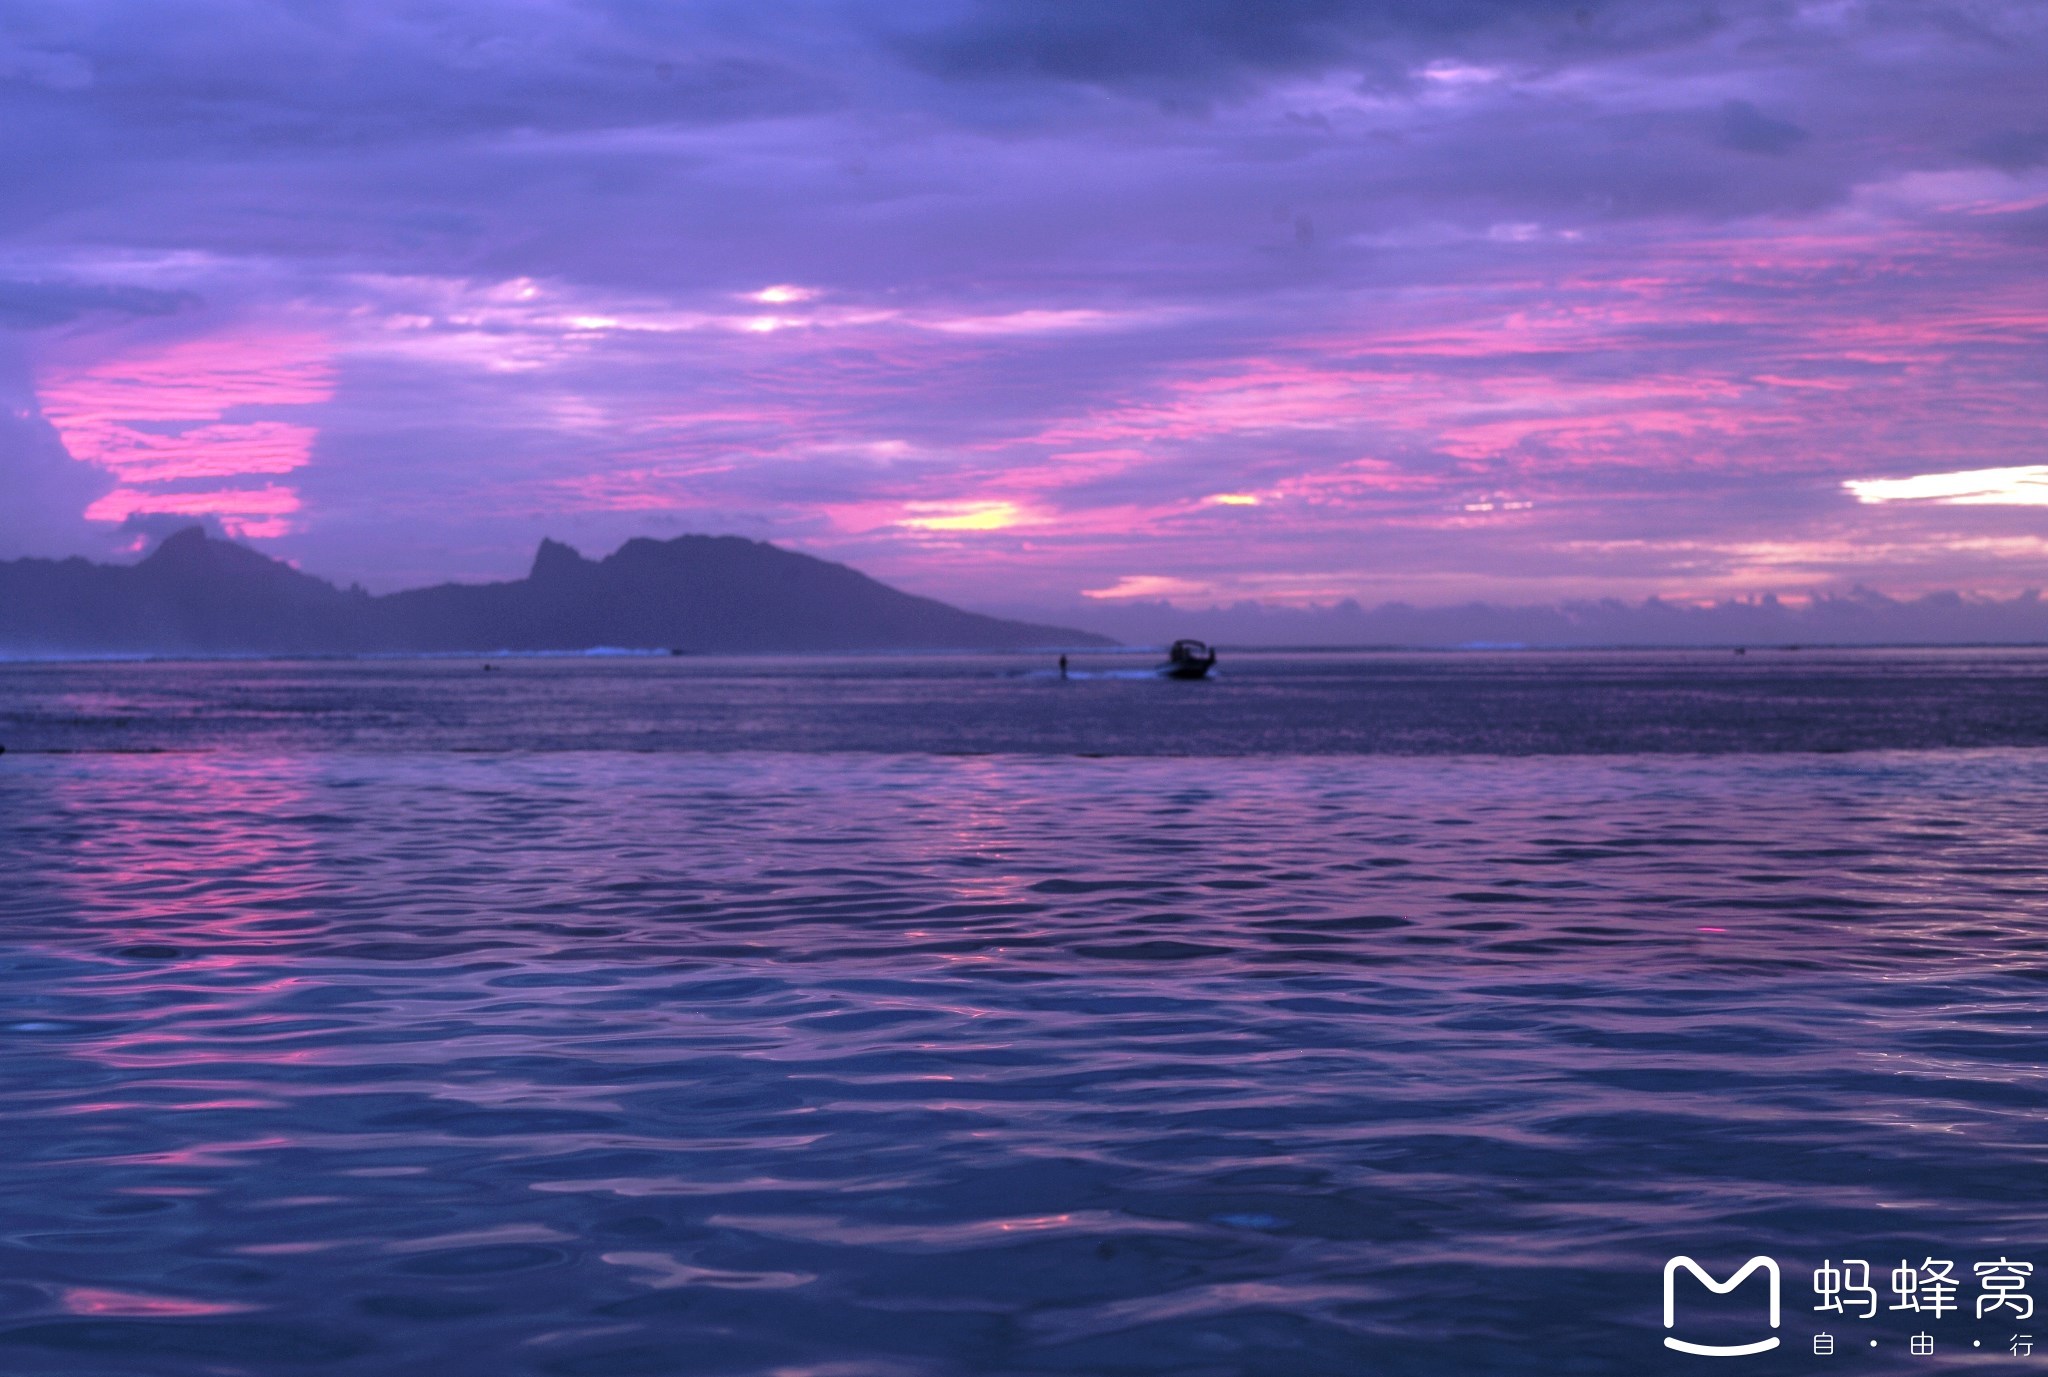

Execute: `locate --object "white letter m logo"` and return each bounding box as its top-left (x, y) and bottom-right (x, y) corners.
top-left (1663, 1255), bottom-right (1781, 1356)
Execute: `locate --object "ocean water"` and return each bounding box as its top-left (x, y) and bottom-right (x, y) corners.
top-left (3, 651), bottom-right (2047, 1375)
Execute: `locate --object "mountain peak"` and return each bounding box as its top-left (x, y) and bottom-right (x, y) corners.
top-left (530, 538), bottom-right (589, 582)
top-left (1, 530), bottom-right (1113, 654)
top-left (143, 525), bottom-right (213, 558)
top-left (139, 526), bottom-right (291, 580)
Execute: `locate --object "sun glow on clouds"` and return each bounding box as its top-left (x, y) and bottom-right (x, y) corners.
top-left (1083, 575), bottom-right (1209, 601)
top-left (40, 333), bottom-right (334, 539)
top-left (1418, 60), bottom-right (1501, 86)
top-left (1845, 465), bottom-right (2048, 507)
top-left (898, 501), bottom-right (1028, 532)
top-left (924, 309), bottom-right (1123, 337)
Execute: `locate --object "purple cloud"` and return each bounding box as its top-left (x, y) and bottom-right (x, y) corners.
top-left (0, 0), bottom-right (2043, 613)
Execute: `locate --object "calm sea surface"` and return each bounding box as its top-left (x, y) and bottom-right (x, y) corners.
top-left (3, 651), bottom-right (2047, 1375)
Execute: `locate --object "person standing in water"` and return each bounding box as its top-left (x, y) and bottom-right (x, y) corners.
top-left (1058, 654), bottom-right (1068, 679)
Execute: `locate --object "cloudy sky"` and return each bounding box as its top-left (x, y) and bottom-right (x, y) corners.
top-left (0, 0), bottom-right (2044, 612)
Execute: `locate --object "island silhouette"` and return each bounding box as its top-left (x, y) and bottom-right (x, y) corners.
top-left (0, 527), bottom-right (1115, 657)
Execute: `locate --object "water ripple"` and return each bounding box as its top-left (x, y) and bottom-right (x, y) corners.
top-left (2, 749), bottom-right (2046, 1373)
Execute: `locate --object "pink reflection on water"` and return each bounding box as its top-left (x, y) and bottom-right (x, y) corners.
top-left (41, 755), bottom-right (338, 1090)
top-left (57, 1287), bottom-right (259, 1317)
top-left (48, 752), bottom-right (320, 948)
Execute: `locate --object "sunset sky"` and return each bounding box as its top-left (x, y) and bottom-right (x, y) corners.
top-left (1, 0), bottom-right (2044, 612)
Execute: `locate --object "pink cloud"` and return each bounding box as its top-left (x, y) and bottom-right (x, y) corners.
top-left (85, 484), bottom-right (303, 541)
top-left (38, 332), bottom-right (334, 539)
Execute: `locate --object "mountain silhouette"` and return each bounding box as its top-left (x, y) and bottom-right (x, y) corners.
top-left (0, 528), bottom-right (1113, 656)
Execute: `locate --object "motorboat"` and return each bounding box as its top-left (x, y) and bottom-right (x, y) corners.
top-left (1159, 638), bottom-right (1217, 679)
